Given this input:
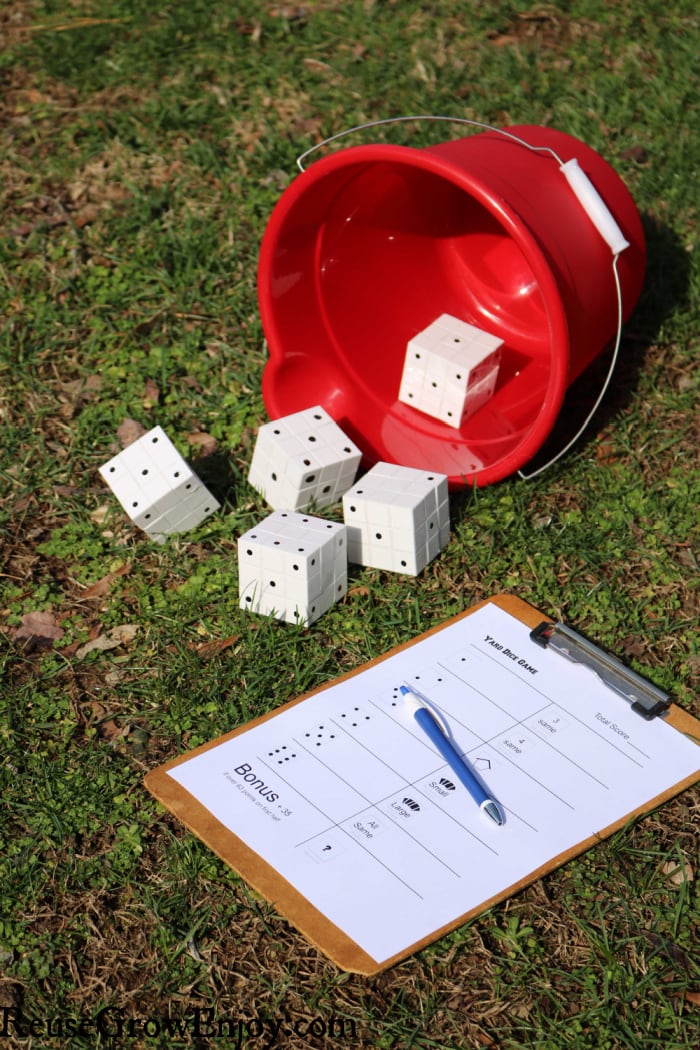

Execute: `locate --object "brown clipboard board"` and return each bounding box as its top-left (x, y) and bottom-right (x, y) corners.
top-left (144, 593), bottom-right (700, 975)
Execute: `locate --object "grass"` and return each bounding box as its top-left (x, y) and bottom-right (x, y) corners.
top-left (1, 0), bottom-right (698, 1047)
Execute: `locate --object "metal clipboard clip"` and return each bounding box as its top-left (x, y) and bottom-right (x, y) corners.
top-left (530, 621), bottom-right (670, 721)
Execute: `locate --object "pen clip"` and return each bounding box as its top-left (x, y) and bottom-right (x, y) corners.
top-left (530, 621), bottom-right (670, 720)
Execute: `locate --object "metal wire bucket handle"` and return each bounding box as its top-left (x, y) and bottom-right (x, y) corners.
top-left (296, 115), bottom-right (629, 481)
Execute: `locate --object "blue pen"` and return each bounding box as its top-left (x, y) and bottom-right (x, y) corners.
top-left (400, 684), bottom-right (505, 826)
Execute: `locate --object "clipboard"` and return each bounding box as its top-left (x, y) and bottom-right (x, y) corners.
top-left (145, 594), bottom-right (700, 975)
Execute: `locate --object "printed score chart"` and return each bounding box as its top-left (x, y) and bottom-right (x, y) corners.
top-left (167, 603), bottom-right (700, 966)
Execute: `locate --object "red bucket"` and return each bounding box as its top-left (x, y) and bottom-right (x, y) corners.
top-left (257, 124), bottom-right (645, 487)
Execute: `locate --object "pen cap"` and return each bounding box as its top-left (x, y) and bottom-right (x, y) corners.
top-left (258, 121), bottom-right (645, 487)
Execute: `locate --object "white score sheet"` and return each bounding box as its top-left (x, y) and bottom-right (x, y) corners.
top-left (168, 603), bottom-right (700, 965)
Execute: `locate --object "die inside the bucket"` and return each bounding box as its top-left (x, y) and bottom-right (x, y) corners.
top-left (398, 314), bottom-right (503, 429)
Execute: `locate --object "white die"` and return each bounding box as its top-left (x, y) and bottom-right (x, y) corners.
top-left (99, 426), bottom-right (220, 542)
top-left (248, 405), bottom-right (362, 511)
top-left (398, 314), bottom-right (502, 428)
top-left (342, 463), bottom-right (450, 575)
top-left (238, 510), bottom-right (347, 625)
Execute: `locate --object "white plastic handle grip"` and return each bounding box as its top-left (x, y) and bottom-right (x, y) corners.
top-left (559, 158), bottom-right (630, 255)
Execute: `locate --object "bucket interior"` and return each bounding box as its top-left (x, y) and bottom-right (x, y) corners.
top-left (265, 158), bottom-right (567, 480)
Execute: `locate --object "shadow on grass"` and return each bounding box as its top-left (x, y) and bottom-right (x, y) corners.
top-left (186, 450), bottom-right (244, 507)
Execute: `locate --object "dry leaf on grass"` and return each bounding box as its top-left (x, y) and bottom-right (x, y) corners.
top-left (76, 624), bottom-right (138, 659)
top-left (661, 858), bottom-right (695, 887)
top-left (13, 611), bottom-right (64, 646)
top-left (190, 633), bottom-right (241, 658)
top-left (99, 718), bottom-right (130, 744)
top-left (90, 504), bottom-right (111, 526)
top-left (187, 431), bottom-right (218, 456)
top-left (302, 58), bottom-right (332, 74)
top-left (80, 563), bottom-right (131, 599)
top-left (117, 418), bottom-right (147, 447)
top-left (142, 378), bottom-right (160, 406)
